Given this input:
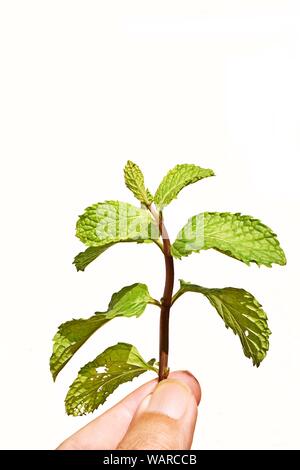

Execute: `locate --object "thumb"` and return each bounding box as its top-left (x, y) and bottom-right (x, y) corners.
top-left (117, 374), bottom-right (201, 450)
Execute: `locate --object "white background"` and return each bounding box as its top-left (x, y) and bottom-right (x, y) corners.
top-left (0, 1), bottom-right (299, 450)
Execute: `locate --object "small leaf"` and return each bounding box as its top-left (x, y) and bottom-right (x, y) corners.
top-left (76, 200), bottom-right (158, 247)
top-left (175, 280), bottom-right (271, 366)
top-left (73, 245), bottom-right (113, 271)
top-left (50, 283), bottom-right (154, 380)
top-left (171, 212), bottom-right (286, 267)
top-left (154, 164), bottom-right (214, 210)
top-left (65, 343), bottom-right (157, 416)
top-left (107, 283), bottom-right (153, 318)
top-left (124, 161), bottom-right (153, 206)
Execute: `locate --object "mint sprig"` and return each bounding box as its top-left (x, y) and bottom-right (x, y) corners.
top-left (51, 161), bottom-right (286, 416)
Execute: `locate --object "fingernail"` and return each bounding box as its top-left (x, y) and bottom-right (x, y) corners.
top-left (146, 379), bottom-right (191, 420)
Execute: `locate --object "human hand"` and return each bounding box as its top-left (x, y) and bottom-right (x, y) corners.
top-left (58, 371), bottom-right (201, 450)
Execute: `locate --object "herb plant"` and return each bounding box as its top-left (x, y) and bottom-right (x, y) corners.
top-left (51, 162), bottom-right (286, 416)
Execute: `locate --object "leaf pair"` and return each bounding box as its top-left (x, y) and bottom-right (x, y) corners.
top-left (124, 160), bottom-right (215, 210)
top-left (57, 278), bottom-right (271, 415)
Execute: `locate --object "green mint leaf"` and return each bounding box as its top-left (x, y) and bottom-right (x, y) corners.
top-left (50, 313), bottom-right (109, 381)
top-left (154, 164), bottom-right (214, 210)
top-left (73, 245), bottom-right (113, 271)
top-left (176, 280), bottom-right (271, 366)
top-left (107, 283), bottom-right (153, 318)
top-left (171, 212), bottom-right (286, 267)
top-left (50, 283), bottom-right (154, 380)
top-left (65, 343), bottom-right (157, 415)
top-left (76, 200), bottom-right (158, 247)
top-left (124, 160), bottom-right (153, 206)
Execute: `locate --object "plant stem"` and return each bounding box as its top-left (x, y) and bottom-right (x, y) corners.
top-left (147, 204), bottom-right (175, 381)
top-left (158, 211), bottom-right (175, 381)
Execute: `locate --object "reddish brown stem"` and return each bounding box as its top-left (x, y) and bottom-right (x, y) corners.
top-left (148, 205), bottom-right (175, 380)
top-left (158, 211), bottom-right (175, 381)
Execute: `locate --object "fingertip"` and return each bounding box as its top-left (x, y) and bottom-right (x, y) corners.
top-left (119, 369), bottom-right (201, 415)
top-left (168, 370), bottom-right (201, 405)
top-left (117, 371), bottom-right (200, 450)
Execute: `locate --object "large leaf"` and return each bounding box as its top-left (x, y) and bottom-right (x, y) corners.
top-left (65, 343), bottom-right (157, 416)
top-left (124, 160), bottom-right (153, 206)
top-left (174, 280), bottom-right (271, 366)
top-left (50, 283), bottom-right (154, 380)
top-left (76, 200), bottom-right (159, 247)
top-left (171, 212), bottom-right (286, 267)
top-left (154, 164), bottom-right (214, 210)
top-left (74, 200), bottom-right (159, 269)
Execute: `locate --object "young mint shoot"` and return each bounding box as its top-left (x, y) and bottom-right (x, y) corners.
top-left (50, 162), bottom-right (286, 416)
